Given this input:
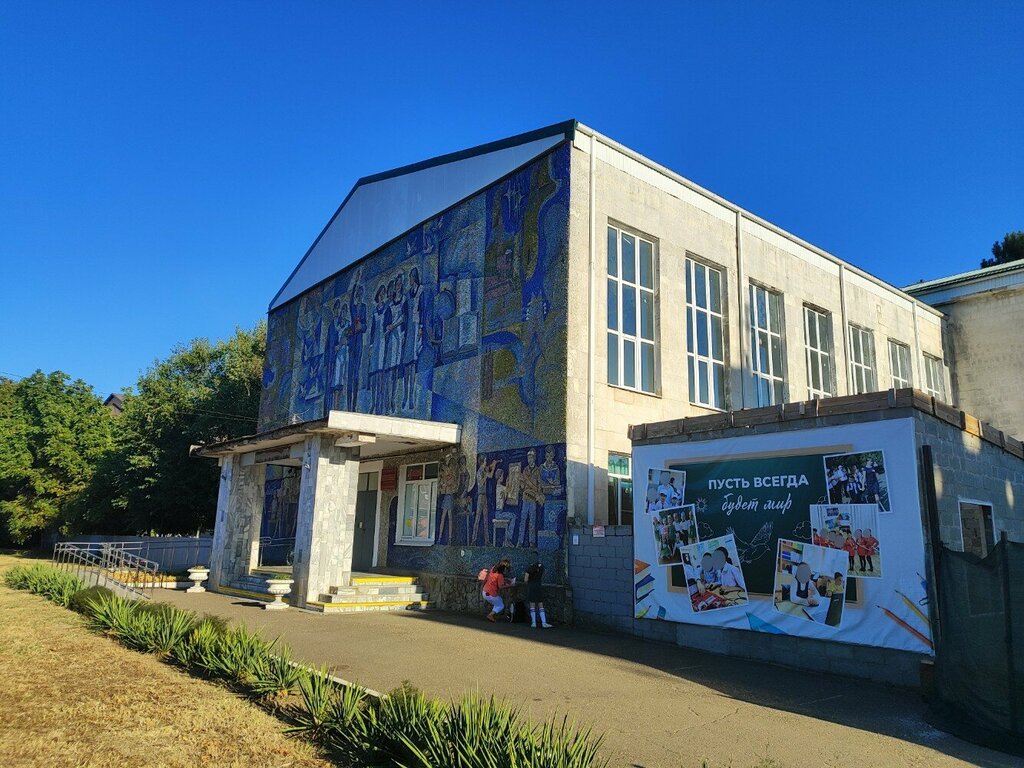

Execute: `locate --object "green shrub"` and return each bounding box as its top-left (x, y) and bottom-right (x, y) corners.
top-left (5, 564), bottom-right (85, 607)
top-left (68, 585), bottom-right (115, 614)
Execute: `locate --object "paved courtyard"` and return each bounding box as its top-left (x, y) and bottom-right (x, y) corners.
top-left (159, 588), bottom-right (1011, 768)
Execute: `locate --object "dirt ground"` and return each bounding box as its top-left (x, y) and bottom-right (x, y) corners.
top-left (153, 586), bottom-right (1016, 768)
top-left (0, 554), bottom-right (330, 768)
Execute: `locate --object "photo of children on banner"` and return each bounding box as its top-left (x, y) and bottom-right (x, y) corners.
top-left (679, 534), bottom-right (748, 613)
top-left (823, 449), bottom-right (890, 512)
top-left (772, 539), bottom-right (847, 627)
top-left (644, 468), bottom-right (685, 515)
top-left (810, 504), bottom-right (883, 578)
top-left (650, 504), bottom-right (697, 566)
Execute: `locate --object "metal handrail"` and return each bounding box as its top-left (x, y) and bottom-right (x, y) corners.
top-left (52, 542), bottom-right (160, 599)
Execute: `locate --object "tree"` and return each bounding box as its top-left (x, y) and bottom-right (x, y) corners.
top-left (76, 323), bottom-right (266, 535)
top-left (0, 372), bottom-right (114, 544)
top-left (981, 231), bottom-right (1024, 268)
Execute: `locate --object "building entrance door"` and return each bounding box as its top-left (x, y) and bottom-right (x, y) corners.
top-left (352, 471), bottom-right (379, 572)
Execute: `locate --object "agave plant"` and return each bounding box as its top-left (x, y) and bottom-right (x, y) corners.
top-left (145, 606), bottom-right (198, 657)
top-left (361, 683), bottom-right (449, 766)
top-left (172, 618), bottom-right (224, 674)
top-left (208, 625), bottom-right (274, 686)
top-left (320, 682), bottom-right (372, 762)
top-left (288, 665), bottom-right (339, 741)
top-left (517, 715), bottom-right (607, 768)
top-left (248, 644), bottom-right (306, 705)
top-left (86, 592), bottom-right (140, 636)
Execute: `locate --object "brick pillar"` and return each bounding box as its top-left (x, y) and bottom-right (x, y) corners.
top-left (291, 435), bottom-right (360, 608)
top-left (208, 455), bottom-right (266, 592)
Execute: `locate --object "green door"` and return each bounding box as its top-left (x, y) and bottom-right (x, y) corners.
top-left (352, 472), bottom-right (378, 572)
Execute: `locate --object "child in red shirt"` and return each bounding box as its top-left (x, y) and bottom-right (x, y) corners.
top-left (860, 528), bottom-right (879, 573)
top-left (842, 533), bottom-right (857, 573)
top-left (482, 559), bottom-right (515, 622)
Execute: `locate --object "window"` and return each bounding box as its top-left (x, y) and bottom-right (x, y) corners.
top-left (607, 226), bottom-right (656, 393)
top-left (685, 258), bottom-right (726, 409)
top-left (888, 340), bottom-right (912, 389)
top-left (607, 454), bottom-right (634, 527)
top-left (848, 324), bottom-right (877, 395)
top-left (396, 462), bottom-right (439, 545)
top-left (959, 501), bottom-right (995, 557)
top-left (748, 284), bottom-right (785, 406)
top-left (803, 306), bottom-right (834, 399)
top-left (924, 355), bottom-right (946, 400)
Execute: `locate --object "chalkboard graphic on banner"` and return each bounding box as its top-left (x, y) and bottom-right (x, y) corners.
top-left (671, 453), bottom-right (830, 595)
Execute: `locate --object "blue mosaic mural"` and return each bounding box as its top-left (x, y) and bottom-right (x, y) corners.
top-left (257, 144), bottom-right (572, 572)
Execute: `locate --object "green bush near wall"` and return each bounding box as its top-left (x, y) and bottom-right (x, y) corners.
top-left (4, 563), bottom-right (607, 768)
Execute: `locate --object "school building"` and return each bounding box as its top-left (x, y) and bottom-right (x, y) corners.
top-left (195, 119), bottom-right (1020, 623)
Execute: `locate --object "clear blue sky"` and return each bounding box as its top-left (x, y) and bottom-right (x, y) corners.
top-left (2, 2), bottom-right (1021, 397)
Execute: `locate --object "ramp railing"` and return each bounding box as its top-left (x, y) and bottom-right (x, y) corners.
top-left (52, 541), bottom-right (160, 600)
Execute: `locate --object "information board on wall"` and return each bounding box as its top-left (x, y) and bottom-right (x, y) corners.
top-left (633, 419), bottom-right (933, 654)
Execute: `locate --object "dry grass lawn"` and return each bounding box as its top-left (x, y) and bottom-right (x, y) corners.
top-left (0, 552), bottom-right (332, 768)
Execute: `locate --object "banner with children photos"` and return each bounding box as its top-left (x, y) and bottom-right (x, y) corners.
top-left (632, 418), bottom-right (933, 654)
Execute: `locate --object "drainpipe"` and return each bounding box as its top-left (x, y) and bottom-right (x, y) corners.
top-left (586, 132), bottom-right (597, 525)
top-left (911, 301), bottom-right (924, 390)
top-left (735, 210), bottom-right (747, 408)
top-left (838, 264), bottom-right (850, 393)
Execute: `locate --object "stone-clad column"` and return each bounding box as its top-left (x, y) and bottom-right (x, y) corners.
top-left (208, 454), bottom-right (266, 592)
top-left (291, 435), bottom-right (360, 608)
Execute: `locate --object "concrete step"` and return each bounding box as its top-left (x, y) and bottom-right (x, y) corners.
top-left (306, 600), bottom-right (432, 614)
top-left (327, 589), bottom-right (423, 602)
top-left (317, 591), bottom-right (429, 605)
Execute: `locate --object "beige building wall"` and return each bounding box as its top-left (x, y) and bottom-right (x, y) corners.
top-left (566, 126), bottom-right (947, 524)
top-left (931, 286), bottom-right (1024, 440)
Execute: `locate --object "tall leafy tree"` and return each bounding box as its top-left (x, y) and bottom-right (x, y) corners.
top-left (981, 231), bottom-right (1024, 268)
top-left (0, 372), bottom-right (114, 544)
top-left (78, 323), bottom-right (265, 534)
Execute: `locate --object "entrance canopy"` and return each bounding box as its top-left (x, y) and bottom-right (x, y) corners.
top-left (193, 410), bottom-right (461, 467)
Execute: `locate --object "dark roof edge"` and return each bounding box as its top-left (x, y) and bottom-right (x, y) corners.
top-left (627, 388), bottom-right (1024, 460)
top-left (267, 119), bottom-right (577, 311)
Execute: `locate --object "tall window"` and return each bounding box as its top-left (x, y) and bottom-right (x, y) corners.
top-left (803, 306), bottom-right (834, 399)
top-left (848, 324), bottom-right (877, 395)
top-left (748, 284), bottom-right (785, 406)
top-left (888, 340), bottom-right (912, 389)
top-left (607, 226), bottom-right (656, 393)
top-left (396, 462), bottom-right (438, 545)
top-left (686, 258), bottom-right (726, 409)
top-left (607, 454), bottom-right (634, 527)
top-left (924, 355), bottom-right (946, 400)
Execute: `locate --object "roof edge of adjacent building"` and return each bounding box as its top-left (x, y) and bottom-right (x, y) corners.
top-left (628, 388), bottom-right (1024, 456)
top-left (903, 260), bottom-right (1024, 300)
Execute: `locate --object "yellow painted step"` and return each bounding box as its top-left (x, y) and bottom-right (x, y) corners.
top-left (350, 575), bottom-right (416, 585)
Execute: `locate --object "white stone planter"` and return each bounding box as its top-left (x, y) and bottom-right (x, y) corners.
top-left (265, 578), bottom-right (293, 610)
top-left (186, 567), bottom-right (210, 593)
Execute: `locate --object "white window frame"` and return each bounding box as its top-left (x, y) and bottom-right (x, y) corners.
top-left (748, 283), bottom-right (785, 406)
top-left (685, 257), bottom-right (726, 409)
top-left (395, 461), bottom-right (439, 546)
top-left (607, 453), bottom-right (633, 527)
top-left (923, 354), bottom-right (946, 400)
top-left (888, 339), bottom-right (913, 389)
top-left (803, 305), bottom-right (834, 399)
top-left (607, 225), bottom-right (657, 394)
top-left (848, 324), bottom-right (877, 395)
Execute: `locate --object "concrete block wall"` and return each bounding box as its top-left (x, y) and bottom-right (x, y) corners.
top-left (914, 412), bottom-right (1024, 548)
top-left (568, 524), bottom-right (925, 687)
